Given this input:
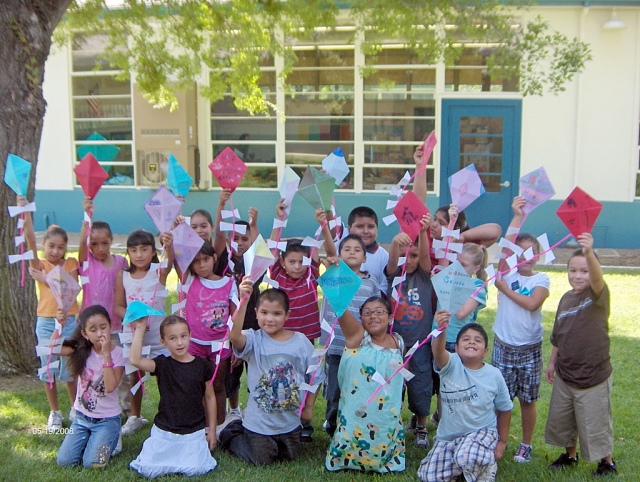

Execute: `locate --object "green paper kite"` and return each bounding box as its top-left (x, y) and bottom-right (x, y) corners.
top-left (296, 166), bottom-right (335, 211)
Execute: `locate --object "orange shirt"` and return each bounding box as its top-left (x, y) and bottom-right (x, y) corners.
top-left (37, 258), bottom-right (80, 317)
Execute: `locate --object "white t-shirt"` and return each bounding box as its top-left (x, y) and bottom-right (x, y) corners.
top-left (74, 346), bottom-right (125, 418)
top-left (493, 270), bottom-right (550, 346)
top-left (361, 245), bottom-right (389, 294)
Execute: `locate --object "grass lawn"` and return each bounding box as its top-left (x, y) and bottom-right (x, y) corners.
top-left (1, 267), bottom-right (639, 481)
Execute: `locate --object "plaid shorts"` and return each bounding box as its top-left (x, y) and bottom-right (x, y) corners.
top-left (417, 428), bottom-right (498, 482)
top-left (491, 338), bottom-right (542, 403)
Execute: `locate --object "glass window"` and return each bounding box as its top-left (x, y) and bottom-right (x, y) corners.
top-left (458, 116), bottom-right (503, 192)
top-left (445, 48), bottom-right (518, 92)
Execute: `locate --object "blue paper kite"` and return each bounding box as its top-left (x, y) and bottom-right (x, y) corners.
top-left (166, 153), bottom-right (193, 198)
top-left (431, 261), bottom-right (478, 315)
top-left (318, 262), bottom-right (362, 317)
top-left (76, 132), bottom-right (120, 162)
top-left (321, 148), bottom-right (349, 186)
top-left (122, 300), bottom-right (165, 325)
top-left (4, 154), bottom-right (32, 196)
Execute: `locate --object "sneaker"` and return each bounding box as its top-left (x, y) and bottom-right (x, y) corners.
top-left (47, 410), bottom-right (63, 432)
top-left (514, 443), bottom-right (533, 463)
top-left (323, 420), bottom-right (336, 438)
top-left (476, 461), bottom-right (498, 482)
top-left (228, 407), bottom-right (243, 419)
top-left (111, 433), bottom-right (122, 456)
top-left (68, 407), bottom-right (77, 423)
top-left (215, 411), bottom-right (242, 438)
top-left (301, 422), bottom-right (314, 442)
top-left (121, 415), bottom-right (148, 436)
top-left (408, 414), bottom-right (417, 432)
top-left (414, 427), bottom-right (430, 449)
top-left (430, 410), bottom-right (440, 428)
top-left (594, 459), bottom-right (617, 476)
top-left (549, 452), bottom-right (579, 470)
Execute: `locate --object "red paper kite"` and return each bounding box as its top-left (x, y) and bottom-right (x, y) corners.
top-left (393, 191), bottom-right (430, 242)
top-left (556, 187), bottom-right (603, 238)
top-left (74, 153), bottom-right (109, 199)
top-left (209, 147), bottom-right (247, 191)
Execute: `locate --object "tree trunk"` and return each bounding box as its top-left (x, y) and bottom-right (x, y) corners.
top-left (0, 1), bottom-right (71, 374)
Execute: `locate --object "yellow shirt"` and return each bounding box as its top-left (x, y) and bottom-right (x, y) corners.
top-left (37, 258), bottom-right (80, 317)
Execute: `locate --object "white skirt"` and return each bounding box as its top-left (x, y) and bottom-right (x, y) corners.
top-left (130, 425), bottom-right (217, 478)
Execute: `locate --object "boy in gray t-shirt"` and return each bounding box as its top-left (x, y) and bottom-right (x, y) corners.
top-left (219, 285), bottom-right (324, 466)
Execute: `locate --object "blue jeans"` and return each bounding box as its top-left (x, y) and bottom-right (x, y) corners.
top-left (323, 353), bottom-right (342, 434)
top-left (57, 412), bottom-right (121, 468)
top-left (36, 316), bottom-right (77, 382)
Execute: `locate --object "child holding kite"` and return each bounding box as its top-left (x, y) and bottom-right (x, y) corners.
top-left (385, 213), bottom-right (436, 449)
top-left (325, 296), bottom-right (405, 473)
top-left (56, 305), bottom-right (125, 469)
top-left (418, 315), bottom-right (512, 482)
top-left (219, 284), bottom-right (324, 466)
top-left (19, 194), bottom-right (79, 431)
top-left (114, 230), bottom-right (174, 436)
top-left (544, 233), bottom-right (616, 476)
top-left (492, 196), bottom-right (550, 464)
top-left (129, 315), bottom-right (217, 478)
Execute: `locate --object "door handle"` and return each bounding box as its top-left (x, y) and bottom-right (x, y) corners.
top-left (500, 180), bottom-right (510, 188)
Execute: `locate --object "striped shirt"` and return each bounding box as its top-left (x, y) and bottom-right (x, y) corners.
top-left (270, 259), bottom-right (320, 340)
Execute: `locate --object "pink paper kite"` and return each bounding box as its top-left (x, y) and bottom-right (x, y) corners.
top-left (420, 131), bottom-right (437, 169)
top-left (171, 223), bottom-right (205, 274)
top-left (448, 164), bottom-right (486, 212)
top-left (144, 185), bottom-right (183, 233)
top-left (45, 266), bottom-right (81, 313)
top-left (74, 153), bottom-right (109, 199)
top-left (392, 191), bottom-right (430, 242)
top-left (556, 187), bottom-right (603, 239)
top-left (209, 147), bottom-right (247, 192)
top-left (520, 167), bottom-right (555, 215)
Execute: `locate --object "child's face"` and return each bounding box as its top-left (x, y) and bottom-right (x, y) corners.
top-left (89, 228), bottom-right (112, 262)
top-left (568, 255), bottom-right (591, 293)
top-left (190, 213), bottom-right (213, 241)
top-left (516, 239), bottom-right (539, 275)
top-left (457, 251), bottom-right (479, 277)
top-left (192, 252), bottom-right (216, 279)
top-left (128, 244), bottom-right (154, 270)
top-left (82, 314), bottom-right (111, 349)
top-left (405, 245), bottom-right (420, 273)
top-left (455, 328), bottom-right (488, 365)
top-left (281, 251), bottom-right (307, 279)
top-left (232, 231), bottom-right (252, 257)
top-left (348, 216), bottom-right (377, 248)
top-left (43, 234), bottom-right (67, 264)
top-left (360, 301), bottom-right (391, 337)
top-left (340, 239), bottom-right (366, 270)
top-left (161, 322), bottom-right (191, 358)
top-left (256, 300), bottom-right (290, 336)
top-left (430, 211), bottom-right (448, 240)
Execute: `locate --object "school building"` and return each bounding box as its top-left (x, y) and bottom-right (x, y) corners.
top-left (34, 1), bottom-right (640, 248)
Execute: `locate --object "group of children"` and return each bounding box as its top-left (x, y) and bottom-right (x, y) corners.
top-left (18, 145), bottom-right (616, 479)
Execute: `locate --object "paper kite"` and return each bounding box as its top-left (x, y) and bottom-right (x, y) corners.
top-left (166, 153), bottom-right (193, 198)
top-left (45, 266), bottom-right (81, 314)
top-left (144, 185), bottom-right (183, 233)
top-left (76, 132), bottom-right (120, 162)
top-left (556, 187), bottom-right (603, 239)
top-left (431, 261), bottom-right (478, 315)
top-left (279, 166), bottom-right (300, 214)
top-left (296, 166), bottom-right (335, 211)
top-left (392, 191), bottom-right (430, 242)
top-left (520, 167), bottom-right (555, 215)
top-left (448, 164), bottom-right (486, 212)
top-left (420, 131), bottom-right (437, 167)
top-left (209, 147), bottom-right (247, 191)
top-left (122, 300), bottom-right (166, 325)
top-left (74, 153), bottom-right (109, 199)
top-left (321, 148), bottom-right (349, 186)
top-left (243, 235), bottom-right (276, 282)
top-left (318, 262), bottom-right (362, 317)
top-left (171, 222), bottom-right (204, 274)
top-left (4, 154), bottom-right (32, 196)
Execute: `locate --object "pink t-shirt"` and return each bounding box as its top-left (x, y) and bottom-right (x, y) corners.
top-left (74, 346), bottom-right (125, 418)
top-left (80, 253), bottom-right (128, 331)
top-left (185, 275), bottom-right (237, 343)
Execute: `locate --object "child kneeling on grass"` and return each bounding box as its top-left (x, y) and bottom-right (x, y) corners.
top-left (418, 315), bottom-right (512, 482)
top-left (544, 233), bottom-right (617, 476)
top-left (218, 284), bottom-right (324, 466)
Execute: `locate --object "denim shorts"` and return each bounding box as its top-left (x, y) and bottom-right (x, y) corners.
top-left (35, 316), bottom-right (77, 382)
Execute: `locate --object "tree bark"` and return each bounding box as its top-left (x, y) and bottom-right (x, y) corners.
top-left (0, 0), bottom-right (71, 374)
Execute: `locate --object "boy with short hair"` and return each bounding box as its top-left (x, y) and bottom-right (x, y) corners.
top-left (219, 286), bottom-right (325, 466)
top-left (319, 233), bottom-right (381, 437)
top-left (544, 232), bottom-right (616, 476)
top-left (418, 315), bottom-right (513, 482)
top-left (346, 206), bottom-right (389, 293)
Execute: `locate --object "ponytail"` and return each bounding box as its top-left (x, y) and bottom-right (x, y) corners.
top-left (462, 243), bottom-right (488, 281)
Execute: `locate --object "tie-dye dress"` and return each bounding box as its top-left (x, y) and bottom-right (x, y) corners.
top-left (325, 332), bottom-right (406, 473)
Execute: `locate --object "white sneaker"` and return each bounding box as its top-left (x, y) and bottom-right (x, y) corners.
top-left (121, 415), bottom-right (148, 436)
top-left (228, 407), bottom-right (243, 419)
top-left (111, 433), bottom-right (123, 456)
top-left (215, 411), bottom-right (242, 438)
top-left (68, 407), bottom-right (77, 423)
top-left (48, 410), bottom-right (63, 432)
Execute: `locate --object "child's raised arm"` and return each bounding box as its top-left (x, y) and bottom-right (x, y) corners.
top-left (130, 319), bottom-right (156, 373)
top-left (339, 309), bottom-right (365, 349)
top-left (432, 309), bottom-right (451, 370)
top-left (412, 145), bottom-right (427, 204)
top-left (248, 207), bottom-right (260, 242)
top-left (386, 232), bottom-right (412, 275)
top-left (100, 330), bottom-right (124, 393)
top-left (577, 233), bottom-right (605, 297)
top-left (78, 197), bottom-right (94, 264)
top-left (17, 195), bottom-right (41, 270)
top-left (213, 188), bottom-right (232, 257)
top-left (158, 232), bottom-right (175, 285)
top-left (269, 198), bottom-right (287, 241)
top-left (228, 277), bottom-right (253, 352)
top-left (418, 214), bottom-right (432, 273)
top-left (316, 208), bottom-right (336, 260)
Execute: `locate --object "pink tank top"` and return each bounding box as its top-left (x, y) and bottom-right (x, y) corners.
top-left (80, 253), bottom-right (128, 330)
top-left (185, 275), bottom-right (234, 342)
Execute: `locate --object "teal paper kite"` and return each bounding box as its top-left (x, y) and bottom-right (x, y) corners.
top-left (431, 260), bottom-right (478, 315)
top-left (4, 154), bottom-right (31, 196)
top-left (321, 148), bottom-right (349, 186)
top-left (166, 153), bottom-right (193, 198)
top-left (76, 132), bottom-right (120, 162)
top-left (318, 262), bottom-right (362, 317)
top-left (296, 166), bottom-right (336, 211)
top-left (122, 300), bottom-right (165, 325)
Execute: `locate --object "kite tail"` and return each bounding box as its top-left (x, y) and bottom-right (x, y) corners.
top-left (45, 330), bottom-right (61, 389)
top-left (272, 210), bottom-right (287, 257)
top-left (210, 292), bottom-right (249, 385)
top-left (20, 212), bottom-right (25, 287)
top-left (222, 197), bottom-right (237, 278)
top-left (389, 245), bottom-right (411, 333)
top-left (307, 219), bottom-right (327, 304)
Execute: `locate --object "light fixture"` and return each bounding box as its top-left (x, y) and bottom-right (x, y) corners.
top-left (602, 8), bottom-right (626, 30)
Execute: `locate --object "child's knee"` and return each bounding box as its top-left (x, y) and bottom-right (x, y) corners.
top-left (82, 443), bottom-right (111, 469)
top-left (57, 453), bottom-right (78, 467)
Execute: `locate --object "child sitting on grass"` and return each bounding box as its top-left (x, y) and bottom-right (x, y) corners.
top-left (418, 315), bottom-right (512, 482)
top-left (544, 233), bottom-right (616, 476)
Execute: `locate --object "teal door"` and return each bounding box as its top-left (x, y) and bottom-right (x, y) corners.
top-left (440, 99), bottom-right (521, 231)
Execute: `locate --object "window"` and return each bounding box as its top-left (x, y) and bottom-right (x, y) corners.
top-left (70, 34), bottom-right (134, 186)
top-left (445, 48), bottom-right (518, 93)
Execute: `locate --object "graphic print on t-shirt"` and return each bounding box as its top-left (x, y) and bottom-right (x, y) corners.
top-left (254, 354), bottom-right (301, 413)
top-left (197, 298), bottom-right (229, 329)
top-left (441, 380), bottom-right (480, 416)
top-left (78, 368), bottom-right (105, 412)
top-left (394, 287), bottom-right (425, 329)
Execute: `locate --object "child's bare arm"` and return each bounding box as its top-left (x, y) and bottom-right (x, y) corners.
top-left (546, 346), bottom-right (559, 384)
top-left (386, 232), bottom-right (412, 275)
top-left (432, 310), bottom-right (451, 369)
top-left (213, 188), bottom-right (232, 256)
top-left (130, 320), bottom-right (156, 373)
top-left (316, 208), bottom-right (336, 259)
top-left (158, 231), bottom-right (174, 285)
top-left (339, 309), bottom-right (365, 349)
top-left (455, 297), bottom-right (480, 320)
top-left (228, 277), bottom-right (252, 352)
top-left (17, 195), bottom-right (41, 270)
top-left (270, 198), bottom-right (286, 241)
top-left (114, 271), bottom-right (126, 320)
top-left (578, 233), bottom-right (605, 297)
top-left (418, 214), bottom-right (432, 272)
top-left (204, 382), bottom-right (217, 449)
top-left (494, 410), bottom-right (512, 461)
top-left (78, 197), bottom-right (94, 264)
top-left (412, 145), bottom-right (427, 203)
top-left (248, 207), bottom-right (260, 243)
top-left (101, 334), bottom-right (123, 393)
top-left (300, 390), bottom-right (319, 425)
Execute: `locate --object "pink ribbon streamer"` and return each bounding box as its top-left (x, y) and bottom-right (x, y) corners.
top-left (271, 209), bottom-right (287, 258)
top-left (209, 292), bottom-right (249, 385)
top-left (19, 212), bottom-right (26, 287)
top-left (306, 219), bottom-right (327, 303)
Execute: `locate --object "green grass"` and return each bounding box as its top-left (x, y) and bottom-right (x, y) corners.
top-left (2, 268), bottom-right (639, 480)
